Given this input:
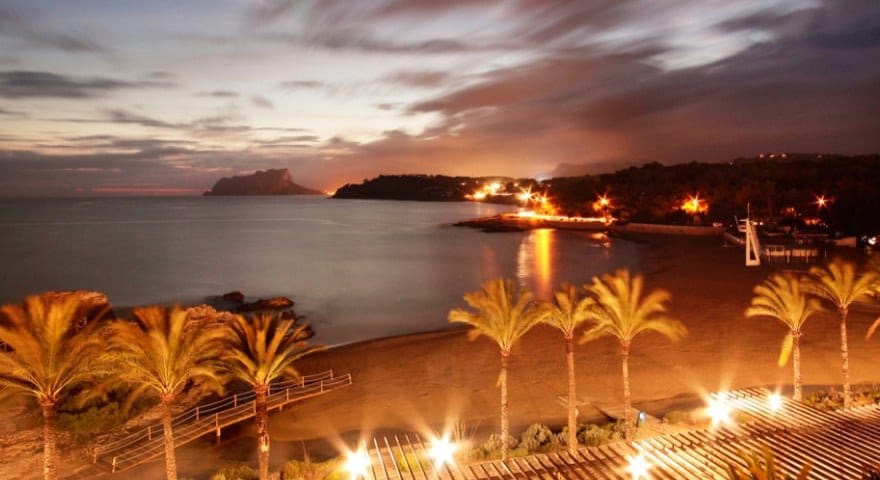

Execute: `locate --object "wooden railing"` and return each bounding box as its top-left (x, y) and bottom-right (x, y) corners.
top-left (93, 370), bottom-right (352, 473)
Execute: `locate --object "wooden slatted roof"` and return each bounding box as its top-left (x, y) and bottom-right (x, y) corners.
top-left (363, 387), bottom-right (880, 479)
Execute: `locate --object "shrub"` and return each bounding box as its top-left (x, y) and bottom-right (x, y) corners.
top-left (518, 423), bottom-right (559, 452)
top-left (577, 423), bottom-right (620, 447)
top-left (471, 434), bottom-right (518, 460)
top-left (281, 459), bottom-right (344, 480)
top-left (210, 463), bottom-right (258, 480)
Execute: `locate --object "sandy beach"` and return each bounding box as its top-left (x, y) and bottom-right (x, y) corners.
top-left (119, 235), bottom-right (880, 479)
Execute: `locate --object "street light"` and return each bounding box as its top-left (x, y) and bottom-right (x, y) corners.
top-left (768, 393), bottom-right (783, 413)
top-left (428, 436), bottom-right (457, 469)
top-left (626, 453), bottom-right (650, 479)
top-left (344, 448), bottom-right (371, 479)
top-left (707, 394), bottom-right (732, 428)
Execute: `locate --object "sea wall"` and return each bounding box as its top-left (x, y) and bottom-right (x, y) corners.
top-left (611, 222), bottom-right (723, 236)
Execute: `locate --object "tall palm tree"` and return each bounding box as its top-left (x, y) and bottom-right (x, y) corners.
top-left (224, 312), bottom-right (323, 480)
top-left (540, 283), bottom-right (593, 453)
top-left (580, 269), bottom-right (686, 440)
top-left (448, 278), bottom-right (543, 462)
top-left (108, 306), bottom-right (227, 480)
top-left (0, 295), bottom-right (110, 480)
top-left (745, 273), bottom-right (822, 401)
top-left (808, 258), bottom-right (879, 408)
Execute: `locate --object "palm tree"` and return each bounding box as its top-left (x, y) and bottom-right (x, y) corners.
top-left (224, 312), bottom-right (323, 480)
top-left (726, 447), bottom-right (811, 480)
top-left (540, 283), bottom-right (593, 453)
top-left (448, 278), bottom-right (543, 462)
top-left (0, 295), bottom-right (110, 480)
top-left (580, 269), bottom-right (686, 440)
top-left (745, 273), bottom-right (822, 401)
top-left (808, 258), bottom-right (879, 408)
top-left (108, 306), bottom-right (227, 480)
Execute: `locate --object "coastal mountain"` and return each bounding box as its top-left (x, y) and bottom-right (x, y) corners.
top-left (204, 169), bottom-right (323, 196)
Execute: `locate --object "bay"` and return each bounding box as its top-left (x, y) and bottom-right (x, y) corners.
top-left (0, 197), bottom-right (642, 344)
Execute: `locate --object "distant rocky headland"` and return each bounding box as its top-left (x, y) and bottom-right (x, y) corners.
top-left (332, 154), bottom-right (880, 235)
top-left (204, 168), bottom-right (323, 196)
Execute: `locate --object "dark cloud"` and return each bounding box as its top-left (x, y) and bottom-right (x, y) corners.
top-left (105, 109), bottom-right (180, 129)
top-left (0, 70), bottom-right (174, 99)
top-left (198, 90), bottom-right (239, 98)
top-left (382, 70), bottom-right (451, 88)
top-left (0, 6), bottom-right (107, 54)
top-left (279, 80), bottom-right (326, 90)
top-left (250, 94), bottom-right (275, 109)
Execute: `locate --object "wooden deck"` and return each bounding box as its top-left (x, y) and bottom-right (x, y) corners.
top-left (363, 388), bottom-right (880, 479)
top-left (92, 370), bottom-right (352, 474)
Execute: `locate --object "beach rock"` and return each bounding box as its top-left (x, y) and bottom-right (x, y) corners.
top-left (237, 296), bottom-right (294, 312)
top-left (203, 168), bottom-right (323, 196)
top-left (221, 291), bottom-right (245, 303)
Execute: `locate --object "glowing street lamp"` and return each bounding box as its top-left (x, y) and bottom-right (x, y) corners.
top-left (626, 453), bottom-right (650, 479)
top-left (768, 393), bottom-right (783, 413)
top-left (814, 195), bottom-right (830, 209)
top-left (428, 436), bottom-right (457, 469)
top-left (487, 182), bottom-right (502, 195)
top-left (517, 188), bottom-right (533, 203)
top-left (681, 194), bottom-right (708, 215)
top-left (344, 448), bottom-right (371, 479)
top-left (706, 394), bottom-right (732, 428)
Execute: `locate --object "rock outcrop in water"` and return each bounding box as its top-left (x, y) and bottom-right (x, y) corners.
top-left (204, 169), bottom-right (323, 196)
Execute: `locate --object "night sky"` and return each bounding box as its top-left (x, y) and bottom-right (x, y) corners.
top-left (1, 0), bottom-right (878, 195)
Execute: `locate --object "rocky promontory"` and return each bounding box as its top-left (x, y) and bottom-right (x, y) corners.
top-left (204, 169), bottom-right (323, 196)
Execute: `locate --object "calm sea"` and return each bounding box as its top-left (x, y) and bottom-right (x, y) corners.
top-left (0, 197), bottom-right (641, 344)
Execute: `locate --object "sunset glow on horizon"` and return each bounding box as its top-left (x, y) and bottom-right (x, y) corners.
top-left (1, 1), bottom-right (879, 196)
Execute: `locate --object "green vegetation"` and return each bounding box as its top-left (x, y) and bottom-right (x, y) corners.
top-left (580, 269), bottom-right (687, 440)
top-left (107, 306), bottom-right (229, 480)
top-left (448, 278), bottom-right (544, 462)
top-left (208, 463), bottom-right (258, 480)
top-left (223, 312), bottom-right (323, 480)
top-left (803, 386), bottom-right (880, 410)
top-left (746, 273), bottom-right (823, 401)
top-left (333, 154), bottom-right (880, 234)
top-left (807, 258), bottom-right (879, 408)
top-left (0, 295), bottom-right (112, 480)
top-left (280, 458), bottom-right (344, 480)
top-left (539, 283), bottom-right (594, 453)
top-left (726, 447), bottom-right (811, 480)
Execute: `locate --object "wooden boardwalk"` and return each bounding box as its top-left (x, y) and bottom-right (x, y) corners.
top-left (92, 370), bottom-right (352, 474)
top-left (364, 388), bottom-right (880, 479)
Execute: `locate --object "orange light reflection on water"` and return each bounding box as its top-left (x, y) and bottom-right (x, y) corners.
top-left (517, 228), bottom-right (554, 300)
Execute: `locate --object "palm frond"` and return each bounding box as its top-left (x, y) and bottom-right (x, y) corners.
top-left (448, 278), bottom-right (542, 352)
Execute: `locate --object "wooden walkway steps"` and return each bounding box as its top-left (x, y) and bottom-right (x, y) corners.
top-left (364, 387), bottom-right (880, 479)
top-left (92, 370), bottom-right (352, 474)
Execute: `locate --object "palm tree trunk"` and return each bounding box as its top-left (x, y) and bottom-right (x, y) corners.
top-left (161, 398), bottom-right (178, 480)
top-left (41, 402), bottom-right (57, 480)
top-left (792, 331), bottom-right (802, 401)
top-left (500, 349), bottom-right (510, 463)
top-left (621, 344), bottom-right (633, 441)
top-left (565, 336), bottom-right (577, 454)
top-left (840, 307), bottom-right (851, 408)
top-left (255, 386), bottom-right (270, 480)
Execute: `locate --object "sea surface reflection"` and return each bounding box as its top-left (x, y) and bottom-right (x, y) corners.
top-left (0, 197), bottom-right (640, 344)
